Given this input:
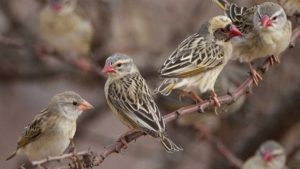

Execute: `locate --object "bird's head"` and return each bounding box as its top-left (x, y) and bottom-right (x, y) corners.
top-left (102, 53), bottom-right (139, 79)
top-left (208, 15), bottom-right (242, 41)
top-left (256, 140), bottom-right (286, 168)
top-left (49, 0), bottom-right (77, 15)
top-left (49, 91), bottom-right (93, 120)
top-left (254, 2), bottom-right (287, 31)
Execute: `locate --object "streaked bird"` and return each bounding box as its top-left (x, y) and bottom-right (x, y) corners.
top-left (103, 53), bottom-right (182, 153)
top-left (212, 0), bottom-right (292, 85)
top-left (243, 140), bottom-right (287, 169)
top-left (156, 15), bottom-right (242, 107)
top-left (6, 91), bottom-right (93, 162)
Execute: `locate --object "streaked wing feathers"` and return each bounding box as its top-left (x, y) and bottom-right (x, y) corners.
top-left (159, 33), bottom-right (225, 78)
top-left (225, 4), bottom-right (256, 34)
top-left (16, 109), bottom-right (50, 149)
top-left (108, 73), bottom-right (164, 135)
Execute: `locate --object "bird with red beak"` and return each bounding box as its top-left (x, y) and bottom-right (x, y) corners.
top-left (242, 140), bottom-right (287, 169)
top-left (49, 0), bottom-right (77, 14)
top-left (155, 15), bottom-right (242, 107)
top-left (39, 0), bottom-right (94, 71)
top-left (212, 0), bottom-right (292, 86)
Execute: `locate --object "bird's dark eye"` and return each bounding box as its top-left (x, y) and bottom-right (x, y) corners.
top-left (116, 63), bottom-right (122, 67)
top-left (72, 101), bottom-right (78, 106)
top-left (272, 16), bottom-right (277, 20)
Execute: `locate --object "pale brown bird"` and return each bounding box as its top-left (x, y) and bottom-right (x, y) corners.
top-left (6, 91), bottom-right (93, 162)
top-left (155, 15), bottom-right (242, 107)
top-left (242, 140), bottom-right (288, 169)
top-left (39, 0), bottom-right (94, 70)
top-left (212, 0), bottom-right (292, 86)
top-left (103, 53), bottom-right (182, 153)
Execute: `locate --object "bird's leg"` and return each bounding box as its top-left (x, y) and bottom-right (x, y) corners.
top-left (177, 90), bottom-right (204, 103)
top-left (68, 138), bottom-right (76, 153)
top-left (248, 62), bottom-right (263, 86)
top-left (210, 90), bottom-right (221, 108)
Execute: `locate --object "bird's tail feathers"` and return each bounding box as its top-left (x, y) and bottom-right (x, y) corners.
top-left (5, 151), bottom-right (17, 161)
top-left (154, 79), bottom-right (176, 96)
top-left (160, 135), bottom-right (183, 153)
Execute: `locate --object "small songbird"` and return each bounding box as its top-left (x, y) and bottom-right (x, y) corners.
top-left (155, 15), bottom-right (242, 107)
top-left (39, 0), bottom-right (94, 69)
top-left (6, 91), bottom-right (94, 162)
top-left (242, 140), bottom-right (287, 169)
top-left (103, 53), bottom-right (182, 153)
top-left (212, 0), bottom-right (292, 85)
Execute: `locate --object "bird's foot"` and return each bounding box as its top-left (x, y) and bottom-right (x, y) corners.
top-left (248, 63), bottom-right (263, 86)
top-left (268, 55), bottom-right (280, 65)
top-left (210, 91), bottom-right (221, 108)
top-left (116, 130), bottom-right (139, 151)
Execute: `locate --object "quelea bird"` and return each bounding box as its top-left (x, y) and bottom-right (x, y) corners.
top-left (212, 0), bottom-right (292, 86)
top-left (155, 15), bottom-right (242, 107)
top-left (243, 140), bottom-right (288, 169)
top-left (39, 0), bottom-right (94, 70)
top-left (6, 91), bottom-right (94, 162)
top-left (102, 54), bottom-right (182, 153)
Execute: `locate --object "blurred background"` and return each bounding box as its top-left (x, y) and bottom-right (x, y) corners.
top-left (1, 0), bottom-right (300, 168)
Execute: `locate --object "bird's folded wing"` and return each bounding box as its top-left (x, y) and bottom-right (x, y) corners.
top-left (224, 4), bottom-right (256, 34)
top-left (108, 74), bottom-right (165, 134)
top-left (16, 109), bottom-right (50, 149)
top-left (159, 33), bottom-right (225, 78)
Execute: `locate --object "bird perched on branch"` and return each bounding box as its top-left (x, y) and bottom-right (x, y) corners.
top-left (242, 140), bottom-right (288, 169)
top-left (155, 15), bottom-right (242, 107)
top-left (38, 0), bottom-right (94, 71)
top-left (212, 0), bottom-right (292, 86)
top-left (6, 91), bottom-right (93, 162)
top-left (103, 53), bottom-right (182, 153)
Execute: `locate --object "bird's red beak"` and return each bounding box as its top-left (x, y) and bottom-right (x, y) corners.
top-left (262, 150), bottom-right (273, 162)
top-left (79, 100), bottom-right (94, 111)
top-left (229, 25), bottom-right (242, 38)
top-left (52, 3), bottom-right (62, 12)
top-left (102, 65), bottom-right (116, 74)
top-left (261, 16), bottom-right (272, 27)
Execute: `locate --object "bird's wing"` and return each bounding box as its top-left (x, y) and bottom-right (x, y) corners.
top-left (16, 109), bottom-right (52, 149)
top-left (159, 33), bottom-right (225, 78)
top-left (224, 4), bottom-right (257, 34)
top-left (107, 73), bottom-right (165, 136)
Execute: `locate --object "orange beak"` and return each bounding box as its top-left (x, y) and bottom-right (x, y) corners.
top-left (79, 100), bottom-right (94, 111)
top-left (102, 65), bottom-right (116, 74)
top-left (261, 16), bottom-right (272, 27)
top-left (229, 24), bottom-right (242, 38)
